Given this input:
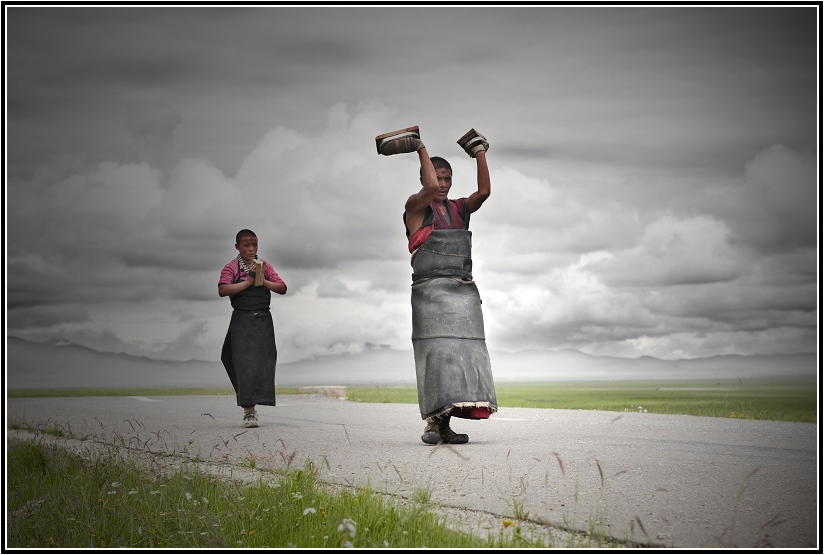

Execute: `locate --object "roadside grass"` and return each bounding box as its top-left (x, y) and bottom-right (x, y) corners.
top-left (6, 439), bottom-right (572, 549)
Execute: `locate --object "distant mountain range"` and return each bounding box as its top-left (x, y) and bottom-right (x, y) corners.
top-left (5, 336), bottom-right (816, 390)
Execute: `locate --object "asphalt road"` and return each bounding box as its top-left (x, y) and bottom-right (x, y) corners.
top-left (6, 394), bottom-right (819, 549)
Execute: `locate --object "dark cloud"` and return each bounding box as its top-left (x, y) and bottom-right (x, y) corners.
top-left (5, 6), bottom-right (818, 363)
top-left (7, 305), bottom-right (92, 329)
top-left (710, 145), bottom-right (817, 253)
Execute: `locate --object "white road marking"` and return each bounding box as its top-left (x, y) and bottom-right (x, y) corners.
top-left (126, 396), bottom-right (162, 402)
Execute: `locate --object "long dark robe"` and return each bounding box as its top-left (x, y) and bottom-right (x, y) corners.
top-left (221, 268), bottom-right (277, 406)
top-left (410, 229), bottom-right (497, 420)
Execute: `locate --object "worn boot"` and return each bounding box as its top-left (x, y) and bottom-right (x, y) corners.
top-left (422, 415), bottom-right (469, 445)
top-left (438, 415), bottom-right (469, 444)
top-left (243, 409), bottom-right (258, 428)
top-left (421, 419), bottom-right (441, 445)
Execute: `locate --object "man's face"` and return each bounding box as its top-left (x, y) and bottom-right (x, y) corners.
top-left (434, 167), bottom-right (453, 201)
top-left (235, 235), bottom-right (258, 261)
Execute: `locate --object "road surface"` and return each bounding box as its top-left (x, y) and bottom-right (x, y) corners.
top-left (6, 394), bottom-right (819, 548)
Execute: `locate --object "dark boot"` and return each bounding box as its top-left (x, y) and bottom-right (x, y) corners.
top-left (422, 414), bottom-right (470, 445)
top-left (421, 419), bottom-right (441, 445)
top-left (438, 415), bottom-right (469, 444)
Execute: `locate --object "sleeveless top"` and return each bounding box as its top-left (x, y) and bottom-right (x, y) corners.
top-left (404, 198), bottom-right (470, 253)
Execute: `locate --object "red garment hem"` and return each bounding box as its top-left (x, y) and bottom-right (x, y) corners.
top-left (450, 406), bottom-right (493, 420)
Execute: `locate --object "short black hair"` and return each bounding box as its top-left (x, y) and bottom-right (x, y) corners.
top-left (420, 156), bottom-right (452, 177)
top-left (235, 229), bottom-right (257, 244)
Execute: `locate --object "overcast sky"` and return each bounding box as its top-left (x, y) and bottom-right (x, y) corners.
top-left (5, 5), bottom-right (819, 364)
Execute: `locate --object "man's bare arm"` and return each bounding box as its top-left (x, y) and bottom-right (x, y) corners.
top-left (404, 147), bottom-right (439, 234)
top-left (465, 150), bottom-right (491, 214)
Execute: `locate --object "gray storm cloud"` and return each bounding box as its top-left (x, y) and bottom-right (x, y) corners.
top-left (5, 6), bottom-right (817, 363)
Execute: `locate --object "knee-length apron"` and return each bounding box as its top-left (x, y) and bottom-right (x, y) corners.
top-left (221, 281), bottom-right (277, 406)
top-left (411, 229), bottom-right (497, 420)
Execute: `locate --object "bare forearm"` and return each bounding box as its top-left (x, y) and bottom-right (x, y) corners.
top-left (405, 146), bottom-right (439, 218)
top-left (418, 147), bottom-right (438, 196)
top-left (265, 280), bottom-right (287, 295)
top-left (218, 280), bottom-right (252, 297)
top-left (219, 279), bottom-right (285, 296)
top-left (466, 150), bottom-right (491, 212)
top-left (476, 150), bottom-right (490, 195)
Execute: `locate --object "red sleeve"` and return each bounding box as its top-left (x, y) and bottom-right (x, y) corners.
top-left (218, 261), bottom-right (237, 286)
top-left (264, 262), bottom-right (286, 286)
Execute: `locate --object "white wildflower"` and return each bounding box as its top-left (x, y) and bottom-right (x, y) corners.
top-left (303, 507), bottom-right (317, 515)
top-left (128, 489), bottom-right (138, 495)
top-left (185, 492), bottom-right (192, 501)
top-left (338, 518), bottom-right (357, 538)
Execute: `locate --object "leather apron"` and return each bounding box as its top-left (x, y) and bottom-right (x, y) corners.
top-left (410, 229), bottom-right (497, 420)
top-left (220, 262), bottom-right (277, 406)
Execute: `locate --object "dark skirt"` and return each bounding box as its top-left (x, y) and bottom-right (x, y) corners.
top-left (221, 309), bottom-right (277, 406)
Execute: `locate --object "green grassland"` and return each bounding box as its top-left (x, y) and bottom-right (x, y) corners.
top-left (346, 378), bottom-right (818, 423)
top-left (8, 439), bottom-right (570, 549)
top-left (7, 378), bottom-right (817, 423)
